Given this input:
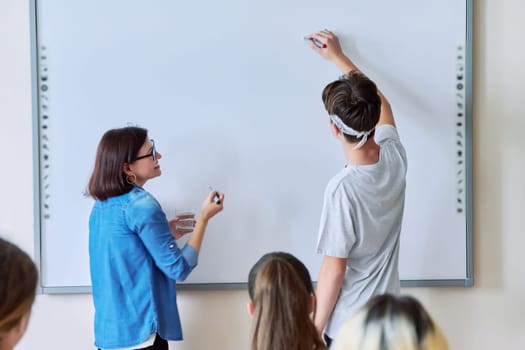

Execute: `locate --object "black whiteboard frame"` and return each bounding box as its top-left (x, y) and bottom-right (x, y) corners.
top-left (29, 0), bottom-right (474, 294)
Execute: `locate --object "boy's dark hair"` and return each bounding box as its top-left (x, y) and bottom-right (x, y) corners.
top-left (0, 238), bottom-right (38, 332)
top-left (322, 71), bottom-right (381, 143)
top-left (87, 127), bottom-right (148, 201)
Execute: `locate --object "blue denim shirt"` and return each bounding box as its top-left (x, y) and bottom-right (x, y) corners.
top-left (89, 186), bottom-right (198, 349)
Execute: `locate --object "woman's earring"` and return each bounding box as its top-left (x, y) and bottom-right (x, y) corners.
top-left (126, 173), bottom-right (137, 184)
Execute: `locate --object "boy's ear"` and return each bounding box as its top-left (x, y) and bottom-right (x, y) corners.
top-left (247, 300), bottom-right (255, 316)
top-left (330, 121), bottom-right (342, 137)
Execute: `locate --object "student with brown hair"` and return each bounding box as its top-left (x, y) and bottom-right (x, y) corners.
top-left (306, 30), bottom-right (408, 346)
top-left (332, 294), bottom-right (449, 350)
top-left (0, 237), bottom-right (38, 350)
top-left (87, 126), bottom-right (224, 350)
top-left (247, 252), bottom-right (326, 350)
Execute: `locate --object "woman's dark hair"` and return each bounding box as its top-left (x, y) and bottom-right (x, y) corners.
top-left (248, 252), bottom-right (326, 350)
top-left (322, 71), bottom-right (381, 143)
top-left (87, 127), bottom-right (148, 201)
top-left (0, 238), bottom-right (38, 333)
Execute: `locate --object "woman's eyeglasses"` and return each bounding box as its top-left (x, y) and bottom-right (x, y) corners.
top-left (135, 139), bottom-right (157, 162)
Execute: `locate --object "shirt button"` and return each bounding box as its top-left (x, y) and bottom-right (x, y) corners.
top-left (169, 244), bottom-right (175, 249)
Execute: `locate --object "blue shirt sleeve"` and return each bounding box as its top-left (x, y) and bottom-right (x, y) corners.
top-left (125, 190), bottom-right (198, 281)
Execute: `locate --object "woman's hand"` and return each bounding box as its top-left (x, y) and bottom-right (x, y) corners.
top-left (184, 191), bottom-right (225, 252)
top-left (199, 191), bottom-right (225, 222)
top-left (169, 213), bottom-right (195, 240)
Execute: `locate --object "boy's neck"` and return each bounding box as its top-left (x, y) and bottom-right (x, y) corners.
top-left (342, 138), bottom-right (380, 166)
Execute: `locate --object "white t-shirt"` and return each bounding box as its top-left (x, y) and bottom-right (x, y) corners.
top-left (316, 124), bottom-right (407, 338)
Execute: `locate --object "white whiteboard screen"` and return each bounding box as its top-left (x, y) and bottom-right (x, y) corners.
top-left (34, 0), bottom-right (471, 288)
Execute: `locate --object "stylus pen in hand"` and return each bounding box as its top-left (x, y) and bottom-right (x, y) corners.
top-left (208, 185), bottom-right (221, 205)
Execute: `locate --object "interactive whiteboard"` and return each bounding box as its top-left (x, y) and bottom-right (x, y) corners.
top-left (31, 0), bottom-right (473, 292)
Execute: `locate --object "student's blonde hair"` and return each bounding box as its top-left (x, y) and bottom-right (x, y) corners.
top-left (332, 294), bottom-right (448, 350)
top-left (248, 252), bottom-right (326, 350)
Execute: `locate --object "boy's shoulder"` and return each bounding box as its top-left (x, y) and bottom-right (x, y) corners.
top-left (374, 124), bottom-right (401, 145)
top-left (324, 167), bottom-right (358, 199)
